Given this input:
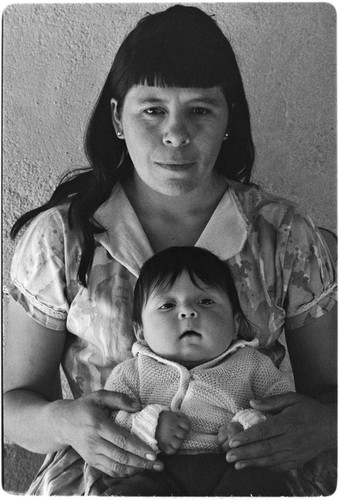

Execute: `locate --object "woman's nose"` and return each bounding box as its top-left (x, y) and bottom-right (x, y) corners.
top-left (163, 118), bottom-right (190, 147)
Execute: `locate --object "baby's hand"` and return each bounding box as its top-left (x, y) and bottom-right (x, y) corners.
top-left (155, 410), bottom-right (191, 455)
top-left (217, 409), bottom-right (267, 453)
top-left (217, 421), bottom-right (244, 453)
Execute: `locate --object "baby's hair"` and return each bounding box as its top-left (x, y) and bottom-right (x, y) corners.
top-left (133, 246), bottom-right (241, 330)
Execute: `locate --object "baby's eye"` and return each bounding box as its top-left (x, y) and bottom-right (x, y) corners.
top-left (158, 302), bottom-right (175, 310)
top-left (198, 298), bottom-right (214, 305)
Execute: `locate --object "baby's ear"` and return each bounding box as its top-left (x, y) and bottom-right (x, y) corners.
top-left (133, 322), bottom-right (145, 343)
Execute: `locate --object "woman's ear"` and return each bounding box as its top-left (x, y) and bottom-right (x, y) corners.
top-left (133, 323), bottom-right (145, 343)
top-left (110, 98), bottom-right (124, 138)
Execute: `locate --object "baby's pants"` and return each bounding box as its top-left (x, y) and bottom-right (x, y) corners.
top-left (102, 453), bottom-right (290, 496)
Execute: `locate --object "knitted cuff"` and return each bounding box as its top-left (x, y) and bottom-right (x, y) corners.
top-left (131, 404), bottom-right (167, 453)
top-left (231, 409), bottom-right (267, 430)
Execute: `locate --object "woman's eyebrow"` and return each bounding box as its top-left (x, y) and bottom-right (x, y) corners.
top-left (135, 96), bottom-right (220, 106)
top-left (188, 97), bottom-right (220, 106)
top-left (135, 97), bottom-right (166, 104)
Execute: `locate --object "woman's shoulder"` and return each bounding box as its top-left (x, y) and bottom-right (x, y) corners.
top-left (11, 202), bottom-right (82, 274)
top-left (25, 202), bottom-right (71, 230)
top-left (16, 202), bottom-right (79, 245)
top-left (227, 180), bottom-right (301, 228)
top-left (228, 180), bottom-right (297, 210)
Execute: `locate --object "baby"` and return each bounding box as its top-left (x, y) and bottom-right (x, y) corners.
top-left (85, 246), bottom-right (294, 496)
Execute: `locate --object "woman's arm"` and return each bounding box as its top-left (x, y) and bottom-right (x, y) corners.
top-left (285, 303), bottom-right (337, 400)
top-left (4, 298), bottom-right (67, 451)
top-left (225, 306), bottom-right (337, 472)
top-left (4, 298), bottom-right (163, 476)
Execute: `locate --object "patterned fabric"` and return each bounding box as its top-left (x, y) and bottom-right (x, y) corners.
top-left (7, 180), bottom-right (337, 495)
top-left (8, 181), bottom-right (336, 398)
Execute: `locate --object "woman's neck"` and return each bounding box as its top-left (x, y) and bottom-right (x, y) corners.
top-left (123, 172), bottom-right (228, 220)
top-left (122, 173), bottom-right (228, 252)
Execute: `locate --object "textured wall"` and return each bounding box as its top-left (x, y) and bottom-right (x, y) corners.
top-left (2, 2), bottom-right (336, 492)
top-left (3, 3), bottom-right (336, 282)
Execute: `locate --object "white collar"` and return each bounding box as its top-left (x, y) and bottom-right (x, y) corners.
top-left (196, 338), bottom-right (259, 369)
top-left (195, 184), bottom-right (249, 261)
top-left (93, 182), bottom-right (249, 277)
top-left (93, 183), bottom-right (153, 277)
top-left (132, 338), bottom-right (259, 371)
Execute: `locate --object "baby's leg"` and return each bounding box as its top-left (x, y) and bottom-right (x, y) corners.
top-left (212, 466), bottom-right (291, 496)
top-left (160, 453), bottom-right (289, 496)
top-left (100, 469), bottom-right (182, 496)
top-left (160, 454), bottom-right (232, 495)
top-left (101, 454), bottom-right (230, 496)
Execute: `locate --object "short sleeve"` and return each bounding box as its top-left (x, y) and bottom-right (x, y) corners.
top-left (281, 211), bottom-right (337, 330)
top-left (8, 207), bottom-right (71, 330)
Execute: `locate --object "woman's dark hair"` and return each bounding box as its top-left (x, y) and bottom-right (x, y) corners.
top-left (11, 5), bottom-right (255, 286)
top-left (132, 246), bottom-right (241, 330)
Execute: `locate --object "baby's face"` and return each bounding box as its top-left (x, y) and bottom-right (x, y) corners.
top-left (139, 271), bottom-right (235, 367)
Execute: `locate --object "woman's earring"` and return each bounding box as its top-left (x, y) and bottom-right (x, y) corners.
top-left (223, 132), bottom-right (229, 141)
top-left (117, 130), bottom-right (124, 138)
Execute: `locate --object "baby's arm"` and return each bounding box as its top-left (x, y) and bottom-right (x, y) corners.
top-left (105, 362), bottom-right (163, 451)
top-left (118, 407), bottom-right (191, 455)
top-left (105, 361), bottom-right (190, 454)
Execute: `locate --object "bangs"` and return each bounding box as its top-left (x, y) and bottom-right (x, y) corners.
top-left (112, 9), bottom-right (231, 100)
top-left (148, 269), bottom-right (206, 298)
top-left (129, 42), bottom-right (225, 90)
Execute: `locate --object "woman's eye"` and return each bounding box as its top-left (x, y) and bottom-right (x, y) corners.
top-left (191, 107), bottom-right (210, 115)
top-left (198, 298), bottom-right (214, 305)
top-left (144, 107), bottom-right (165, 115)
top-left (159, 302), bottom-right (174, 310)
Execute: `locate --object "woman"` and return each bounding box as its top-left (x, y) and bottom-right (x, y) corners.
top-left (4, 5), bottom-right (336, 495)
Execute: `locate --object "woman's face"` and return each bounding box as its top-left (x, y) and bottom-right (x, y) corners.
top-left (111, 85), bottom-right (228, 196)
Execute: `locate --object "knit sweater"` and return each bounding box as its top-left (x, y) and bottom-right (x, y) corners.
top-left (105, 339), bottom-right (294, 454)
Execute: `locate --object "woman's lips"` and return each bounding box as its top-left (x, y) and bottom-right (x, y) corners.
top-left (155, 161), bottom-right (196, 170)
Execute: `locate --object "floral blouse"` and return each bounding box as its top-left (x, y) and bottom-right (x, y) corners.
top-left (8, 180), bottom-right (337, 399)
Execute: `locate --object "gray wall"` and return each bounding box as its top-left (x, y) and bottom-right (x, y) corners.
top-left (3, 3), bottom-right (337, 283)
top-left (2, 2), bottom-right (336, 492)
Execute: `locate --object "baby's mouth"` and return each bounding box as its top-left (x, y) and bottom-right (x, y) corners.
top-left (180, 330), bottom-right (202, 339)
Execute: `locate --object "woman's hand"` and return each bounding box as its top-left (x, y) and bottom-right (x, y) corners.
top-left (53, 390), bottom-right (164, 477)
top-left (222, 392), bottom-right (336, 472)
top-left (155, 410), bottom-right (191, 455)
